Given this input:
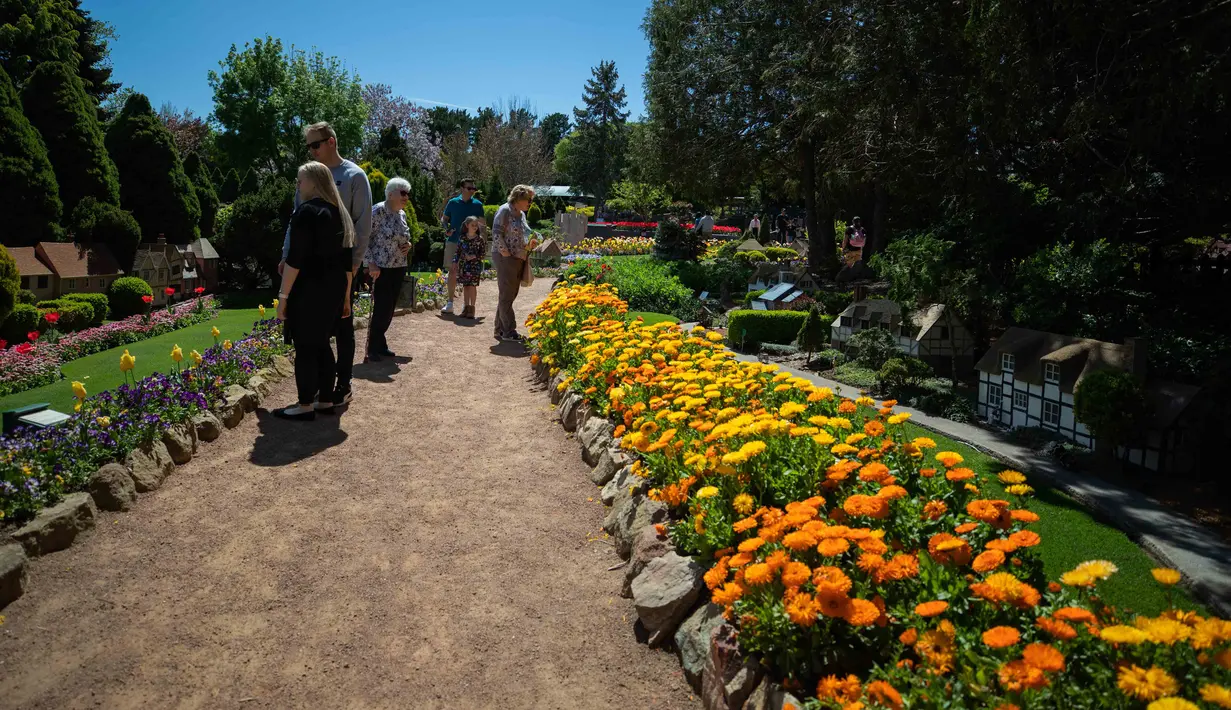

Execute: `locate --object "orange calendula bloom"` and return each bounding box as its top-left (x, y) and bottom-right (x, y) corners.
top-left (983, 626), bottom-right (1022, 648)
top-left (1010, 509), bottom-right (1040, 523)
top-left (781, 561), bottom-right (811, 589)
top-left (999, 659), bottom-right (1049, 692)
top-left (936, 451), bottom-right (964, 468)
top-left (817, 538), bottom-right (851, 557)
top-left (864, 420), bottom-right (885, 437)
top-left (732, 516), bottom-right (759, 533)
top-left (922, 500), bottom-right (948, 520)
top-left (817, 589), bottom-right (852, 618)
top-left (946, 467), bottom-right (976, 482)
top-left (927, 533), bottom-right (973, 566)
top-left (785, 592), bottom-right (821, 626)
top-left (1008, 530), bottom-right (1041, 548)
top-left (866, 680), bottom-right (904, 710)
top-left (916, 600), bottom-right (949, 617)
top-left (813, 566), bottom-right (853, 594)
top-left (970, 572), bottom-right (1041, 609)
top-left (985, 538), bottom-right (1020, 553)
top-left (1036, 616), bottom-right (1078, 640)
top-left (843, 494), bottom-right (890, 519)
top-left (1022, 643), bottom-right (1065, 672)
top-left (900, 628), bottom-right (918, 645)
top-left (783, 530), bottom-right (818, 551)
top-left (844, 597), bottom-right (881, 626)
top-left (973, 549), bottom-right (1007, 573)
top-left (704, 560), bottom-right (730, 590)
top-left (1052, 607), bottom-right (1097, 624)
top-left (738, 537), bottom-right (766, 553)
top-left (875, 553), bottom-right (920, 583)
top-left (816, 674), bottom-right (861, 703)
top-left (955, 522), bottom-right (979, 535)
top-left (877, 485), bottom-right (908, 500)
top-left (711, 582), bottom-right (744, 606)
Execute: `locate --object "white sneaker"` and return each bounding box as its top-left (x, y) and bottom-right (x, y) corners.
top-left (440, 301), bottom-right (454, 315)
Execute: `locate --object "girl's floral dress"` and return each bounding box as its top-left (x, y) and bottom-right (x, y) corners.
top-left (455, 232), bottom-right (486, 286)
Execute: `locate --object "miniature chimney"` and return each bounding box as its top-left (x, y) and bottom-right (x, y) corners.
top-left (1125, 337), bottom-right (1148, 377)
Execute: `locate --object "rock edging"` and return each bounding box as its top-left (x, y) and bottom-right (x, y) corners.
top-left (532, 360), bottom-right (795, 710)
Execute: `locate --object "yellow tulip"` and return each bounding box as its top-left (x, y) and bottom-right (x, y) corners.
top-left (259, 305), bottom-right (266, 317)
top-left (272, 298), bottom-right (279, 309)
top-left (211, 326), bottom-right (221, 338)
top-left (119, 349), bottom-right (135, 372)
top-left (96, 416), bottom-right (110, 427)
top-left (171, 344), bottom-right (183, 363)
top-left (190, 349), bottom-right (202, 366)
top-left (223, 339), bottom-right (233, 350)
top-left (71, 380), bottom-right (87, 400)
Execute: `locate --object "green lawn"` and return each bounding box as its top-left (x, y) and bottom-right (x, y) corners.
top-left (0, 309), bottom-right (263, 413)
top-left (903, 423), bottom-right (1203, 616)
top-left (628, 311), bottom-right (680, 325)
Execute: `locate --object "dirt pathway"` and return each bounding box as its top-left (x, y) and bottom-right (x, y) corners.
top-left (0, 279), bottom-right (697, 709)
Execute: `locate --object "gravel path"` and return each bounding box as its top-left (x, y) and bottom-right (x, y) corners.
top-left (0, 279), bottom-right (697, 709)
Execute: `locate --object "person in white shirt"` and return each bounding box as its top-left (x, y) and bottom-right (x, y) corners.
top-left (696, 212), bottom-right (715, 238)
top-left (748, 214), bottom-right (761, 238)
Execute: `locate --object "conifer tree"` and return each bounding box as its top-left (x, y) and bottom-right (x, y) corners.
top-left (570, 61), bottom-right (629, 202)
top-left (184, 152), bottom-right (219, 239)
top-left (0, 64), bottom-right (62, 246)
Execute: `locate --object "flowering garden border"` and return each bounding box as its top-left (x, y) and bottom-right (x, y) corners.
top-left (525, 281), bottom-right (1231, 710)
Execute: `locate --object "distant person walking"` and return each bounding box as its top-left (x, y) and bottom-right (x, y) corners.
top-left (775, 209), bottom-right (790, 243)
top-left (274, 161), bottom-right (354, 421)
top-left (748, 214), bottom-right (761, 239)
top-left (491, 185), bottom-right (539, 341)
top-left (843, 215), bottom-right (867, 265)
top-left (279, 121), bottom-right (372, 407)
top-left (695, 211), bottom-right (715, 239)
top-left (440, 178), bottom-right (485, 316)
top-left (363, 177), bottom-right (413, 362)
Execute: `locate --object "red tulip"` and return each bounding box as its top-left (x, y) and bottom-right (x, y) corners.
top-left (15, 342), bottom-right (32, 354)
top-left (141, 295), bottom-right (154, 304)
top-left (194, 286), bottom-right (205, 294)
top-left (43, 312), bottom-right (59, 324)
top-left (164, 287), bottom-right (175, 296)
top-left (0, 339), bottom-right (7, 350)
top-left (27, 330), bottom-right (39, 342)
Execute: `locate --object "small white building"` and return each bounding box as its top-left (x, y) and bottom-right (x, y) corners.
top-left (831, 299), bottom-right (975, 376)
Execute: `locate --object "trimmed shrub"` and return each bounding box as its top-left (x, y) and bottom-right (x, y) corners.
top-left (108, 276), bottom-right (153, 318)
top-left (528, 202), bottom-right (542, 224)
top-left (764, 246), bottom-right (799, 262)
top-left (69, 197), bottom-right (142, 273)
top-left (483, 204), bottom-right (500, 228)
top-left (0, 303), bottom-right (40, 343)
top-left (0, 243), bottom-right (19, 326)
top-left (105, 92), bottom-right (201, 243)
top-left (21, 60), bottom-right (121, 214)
top-left (797, 305), bottom-right (829, 362)
top-left (367, 169), bottom-right (390, 205)
top-left (214, 176), bottom-right (292, 289)
top-left (817, 348), bottom-right (847, 368)
top-left (18, 289), bottom-right (38, 305)
top-left (36, 299), bottom-right (92, 331)
top-left (831, 363), bottom-right (879, 388)
top-left (879, 356), bottom-right (933, 391)
top-left (0, 65), bottom-right (62, 245)
top-left (745, 289), bottom-right (767, 306)
top-left (64, 292), bottom-right (110, 324)
top-left (727, 310), bottom-right (811, 348)
top-left (734, 250), bottom-right (767, 263)
top-left (848, 327), bottom-right (901, 369)
top-left (428, 241), bottom-right (444, 267)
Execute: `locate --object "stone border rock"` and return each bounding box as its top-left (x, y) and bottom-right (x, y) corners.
top-left (532, 361), bottom-right (800, 710)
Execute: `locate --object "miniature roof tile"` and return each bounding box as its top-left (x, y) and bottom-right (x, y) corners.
top-left (8, 246), bottom-right (51, 277)
top-left (38, 242), bottom-right (122, 278)
top-left (736, 239), bottom-right (765, 252)
top-left (975, 327), bottom-right (1139, 392)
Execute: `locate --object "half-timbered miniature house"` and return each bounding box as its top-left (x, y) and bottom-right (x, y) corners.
top-left (830, 300), bottom-right (975, 376)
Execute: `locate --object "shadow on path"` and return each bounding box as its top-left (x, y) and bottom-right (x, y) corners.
top-left (352, 355), bottom-right (414, 383)
top-left (489, 341), bottom-right (530, 358)
top-left (249, 408), bottom-right (348, 466)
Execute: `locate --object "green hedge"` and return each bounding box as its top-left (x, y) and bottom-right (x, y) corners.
top-left (727, 309), bottom-right (835, 347)
top-left (36, 299), bottom-right (93, 331)
top-left (1, 303), bottom-right (40, 342)
top-left (64, 292), bottom-right (109, 324)
top-left (108, 276), bottom-right (152, 319)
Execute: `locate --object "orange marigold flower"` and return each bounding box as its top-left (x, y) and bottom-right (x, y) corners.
top-left (967, 499), bottom-right (1011, 523)
top-left (844, 597), bottom-right (881, 626)
top-left (732, 516), bottom-right (759, 533)
top-left (923, 500), bottom-right (948, 520)
top-left (1009, 530), bottom-right (1041, 548)
top-left (985, 538), bottom-right (1020, 553)
top-left (838, 400), bottom-right (858, 414)
top-left (973, 549), bottom-right (1007, 573)
top-left (704, 560), bottom-right (730, 590)
top-left (936, 451), bottom-right (964, 468)
top-left (781, 561), bottom-right (811, 589)
top-left (900, 628), bottom-right (919, 645)
top-left (858, 536), bottom-right (889, 555)
top-left (875, 553), bottom-right (921, 583)
top-left (920, 467), bottom-right (938, 478)
top-left (782, 530), bottom-right (818, 552)
top-left (764, 550), bottom-right (790, 572)
top-left (955, 522), bottom-right (979, 535)
top-left (971, 573), bottom-right (1041, 609)
top-left (1011, 509), bottom-right (1040, 523)
top-left (727, 552), bottom-right (754, 568)
top-left (813, 566), bottom-right (853, 594)
top-left (915, 600), bottom-right (949, 617)
top-left (864, 420), bottom-right (886, 437)
top-left (1052, 607), bottom-right (1097, 624)
top-left (816, 674), bottom-right (861, 703)
top-left (818, 538), bottom-right (852, 557)
top-left (785, 592), bottom-right (821, 626)
top-left (928, 533), bottom-right (973, 566)
top-left (983, 626), bottom-right (1022, 648)
top-left (843, 494), bottom-right (890, 519)
top-left (744, 562), bottom-right (774, 586)
top-left (859, 462), bottom-right (891, 482)
top-left (1036, 616), bottom-right (1078, 641)
top-left (711, 582), bottom-right (744, 606)
top-left (738, 537), bottom-right (766, 553)
top-left (946, 467), bottom-right (976, 482)
top-left (857, 553), bottom-right (886, 573)
top-left (999, 659), bottom-right (1049, 692)
top-left (865, 680), bottom-right (903, 710)
top-left (877, 485), bottom-right (908, 500)
top-left (817, 589), bottom-right (852, 618)
top-left (1022, 643), bottom-right (1065, 672)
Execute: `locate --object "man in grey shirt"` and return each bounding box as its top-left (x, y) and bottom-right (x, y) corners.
top-left (279, 121), bottom-right (373, 406)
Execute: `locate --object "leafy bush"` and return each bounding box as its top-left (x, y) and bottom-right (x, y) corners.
top-left (537, 219), bottom-right (554, 229)
top-left (817, 348), bottom-right (847, 368)
top-left (428, 241), bottom-right (444, 267)
top-left (69, 197), bottom-right (142, 271)
top-left (848, 327), bottom-right (901, 369)
top-left (653, 218), bottom-right (703, 261)
top-left (1073, 368), bottom-right (1149, 452)
top-left (879, 356), bottom-right (933, 391)
top-left (764, 246), bottom-right (799, 262)
top-left (108, 276), bottom-right (153, 318)
top-left (668, 258), bottom-right (753, 298)
top-left (0, 303), bottom-right (39, 343)
top-left (18, 289), bottom-right (37, 305)
top-left (367, 169), bottom-right (389, 205)
top-left (745, 289), bottom-right (767, 306)
top-left (37, 299), bottom-right (93, 331)
top-left (831, 362), bottom-right (879, 388)
top-left (561, 257), bottom-right (700, 321)
top-left (64, 292), bottom-right (110, 324)
top-left (727, 310), bottom-right (809, 348)
top-left (528, 202), bottom-right (542, 224)
top-left (214, 177), bottom-right (292, 289)
top-left (734, 250), bottom-right (768, 263)
top-left (813, 289), bottom-right (854, 315)
top-left (0, 243), bottom-right (18, 325)
top-left (483, 204), bottom-right (500, 228)
top-left (760, 343), bottom-right (799, 356)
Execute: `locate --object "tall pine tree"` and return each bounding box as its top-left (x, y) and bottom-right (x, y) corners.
top-left (69, 0), bottom-right (120, 106)
top-left (105, 92), bottom-right (201, 243)
top-left (22, 60), bottom-right (120, 214)
top-left (571, 61), bottom-right (629, 202)
top-left (184, 152), bottom-right (219, 239)
top-left (0, 64), bottom-right (62, 246)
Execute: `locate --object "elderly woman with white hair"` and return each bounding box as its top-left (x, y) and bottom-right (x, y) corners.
top-left (362, 177), bottom-right (414, 362)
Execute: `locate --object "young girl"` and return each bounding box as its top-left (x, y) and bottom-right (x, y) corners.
top-left (453, 216), bottom-right (487, 319)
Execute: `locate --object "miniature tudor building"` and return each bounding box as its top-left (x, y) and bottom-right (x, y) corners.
top-left (530, 238), bottom-right (564, 267)
top-left (975, 329), bottom-right (1200, 473)
top-left (748, 263), bottom-right (822, 293)
top-left (830, 299), bottom-right (975, 376)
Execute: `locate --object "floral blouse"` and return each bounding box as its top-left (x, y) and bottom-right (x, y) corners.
top-left (364, 202), bottom-right (410, 269)
top-left (491, 203), bottom-right (532, 260)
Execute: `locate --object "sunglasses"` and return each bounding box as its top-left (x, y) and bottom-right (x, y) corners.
top-left (307, 138), bottom-right (330, 150)
top-left (462, 185), bottom-right (476, 191)
top-left (398, 190), bottom-right (410, 197)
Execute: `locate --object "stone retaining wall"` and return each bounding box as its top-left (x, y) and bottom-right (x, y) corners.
top-left (532, 361), bottom-right (803, 710)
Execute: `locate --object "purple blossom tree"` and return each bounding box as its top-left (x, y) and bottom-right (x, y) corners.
top-left (361, 84), bottom-right (442, 173)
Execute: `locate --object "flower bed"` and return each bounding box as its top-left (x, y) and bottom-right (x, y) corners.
top-left (527, 282), bottom-right (1231, 710)
top-left (593, 221), bottom-right (742, 235)
top-left (0, 297), bottom-right (220, 398)
top-left (567, 237), bottom-right (656, 256)
top-left (0, 315), bottom-right (289, 523)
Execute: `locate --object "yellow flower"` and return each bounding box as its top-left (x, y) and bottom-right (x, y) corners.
top-left (95, 416), bottom-right (110, 427)
top-left (1118, 665), bottom-right (1179, 701)
top-left (887, 412), bottom-right (911, 425)
top-left (1147, 699), bottom-right (1198, 710)
top-left (1151, 568), bottom-right (1182, 586)
top-left (259, 304), bottom-right (266, 317)
top-left (911, 436), bottom-right (936, 449)
top-left (998, 470), bottom-right (1027, 484)
top-left (1072, 559), bottom-right (1118, 581)
top-left (696, 486), bottom-right (719, 499)
top-left (272, 298), bottom-right (279, 309)
top-left (1200, 684), bottom-right (1231, 709)
top-left (1100, 625), bottom-right (1150, 645)
top-left (211, 326), bottom-right (221, 338)
top-left (223, 340), bottom-right (233, 350)
top-left (935, 451), bottom-right (963, 467)
top-left (71, 380), bottom-right (87, 400)
top-left (1005, 484), bottom-right (1035, 496)
top-left (732, 493), bottom-right (755, 515)
top-left (171, 344), bottom-right (183, 363)
top-left (1137, 617), bottom-right (1192, 645)
top-left (119, 349), bottom-right (135, 372)
top-left (190, 350), bottom-right (202, 366)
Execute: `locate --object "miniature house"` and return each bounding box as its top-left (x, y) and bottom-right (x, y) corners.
top-left (748, 264), bottom-right (821, 293)
top-left (531, 238), bottom-right (564, 267)
top-left (736, 238), bottom-right (765, 252)
top-left (752, 282), bottom-right (806, 311)
top-left (830, 300), bottom-right (975, 376)
top-left (975, 329), bottom-right (1199, 472)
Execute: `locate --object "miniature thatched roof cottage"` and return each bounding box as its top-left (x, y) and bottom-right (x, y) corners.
top-left (830, 299), bottom-right (975, 376)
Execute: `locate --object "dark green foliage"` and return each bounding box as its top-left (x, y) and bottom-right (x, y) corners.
top-left (0, 243), bottom-right (19, 325)
top-left (480, 173), bottom-right (505, 208)
top-left (428, 241), bottom-right (444, 266)
top-left (734, 250), bottom-right (767, 264)
top-left (527, 202), bottom-right (542, 225)
top-left (21, 60), bottom-right (120, 213)
top-left (668, 256), bottom-right (754, 300)
top-left (878, 356), bottom-right (933, 391)
top-left (105, 93), bottom-right (201, 243)
top-left (69, 0), bottom-right (120, 106)
top-left (36, 298), bottom-right (91, 331)
top-left (654, 218), bottom-right (702, 261)
top-left (847, 327), bottom-right (901, 370)
top-left (372, 125), bottom-right (413, 169)
top-left (1073, 369), bottom-right (1150, 453)
top-left (68, 197), bottom-right (141, 271)
top-left (18, 289), bottom-right (37, 304)
top-left (0, 64), bottom-right (62, 245)
top-left (1, 303), bottom-right (39, 343)
top-left (214, 176), bottom-right (292, 289)
top-left (726, 310), bottom-right (812, 348)
top-left (183, 152), bottom-right (219, 239)
top-left (764, 247), bottom-right (799, 262)
top-left (539, 112), bottom-right (570, 157)
top-left (239, 168), bottom-right (258, 195)
top-left (569, 61), bottom-right (629, 201)
top-left (797, 305), bottom-right (829, 363)
top-left (63, 291), bottom-right (108, 323)
top-left (483, 204), bottom-right (499, 229)
top-left (744, 289), bottom-right (766, 306)
top-left (106, 275), bottom-right (152, 318)
top-left (561, 257), bottom-right (700, 321)
top-left (219, 168), bottom-right (240, 202)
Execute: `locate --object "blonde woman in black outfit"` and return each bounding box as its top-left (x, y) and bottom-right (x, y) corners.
top-left (274, 161), bottom-right (355, 421)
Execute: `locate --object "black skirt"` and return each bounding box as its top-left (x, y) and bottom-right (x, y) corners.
top-left (284, 271), bottom-right (347, 346)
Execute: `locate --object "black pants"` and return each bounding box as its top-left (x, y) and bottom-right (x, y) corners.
top-left (294, 340), bottom-right (336, 404)
top-left (368, 266), bottom-right (406, 353)
top-left (335, 274), bottom-right (358, 393)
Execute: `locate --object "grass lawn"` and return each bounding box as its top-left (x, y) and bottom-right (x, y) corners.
top-left (628, 311), bottom-right (680, 325)
top-left (0, 308), bottom-right (263, 414)
top-left (903, 423), bottom-right (1204, 616)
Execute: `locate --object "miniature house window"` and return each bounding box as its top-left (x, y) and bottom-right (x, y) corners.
top-left (21, 276), bottom-right (30, 288)
top-left (841, 316), bottom-right (852, 327)
top-left (66, 279), bottom-right (75, 290)
top-left (37, 275), bottom-right (48, 289)
top-left (939, 326), bottom-right (950, 339)
top-left (1043, 400), bottom-right (1060, 426)
top-left (99, 279), bottom-right (106, 288)
top-left (860, 319), bottom-right (870, 329)
top-left (1013, 391), bottom-right (1028, 409)
top-left (1044, 362), bottom-right (1060, 383)
top-left (987, 384), bottom-right (1002, 405)
top-left (1001, 353), bottom-right (1016, 372)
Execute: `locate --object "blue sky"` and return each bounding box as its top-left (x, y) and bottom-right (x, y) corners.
top-left (84, 0), bottom-right (651, 121)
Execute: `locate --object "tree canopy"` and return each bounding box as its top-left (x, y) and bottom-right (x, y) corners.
top-left (0, 63), bottom-right (62, 245)
top-left (569, 61), bottom-right (629, 202)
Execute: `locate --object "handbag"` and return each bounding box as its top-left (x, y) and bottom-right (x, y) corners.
top-left (521, 256), bottom-right (535, 288)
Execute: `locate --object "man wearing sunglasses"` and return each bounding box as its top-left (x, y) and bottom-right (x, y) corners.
top-left (279, 121), bottom-right (373, 406)
top-left (439, 178), bottom-right (484, 315)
